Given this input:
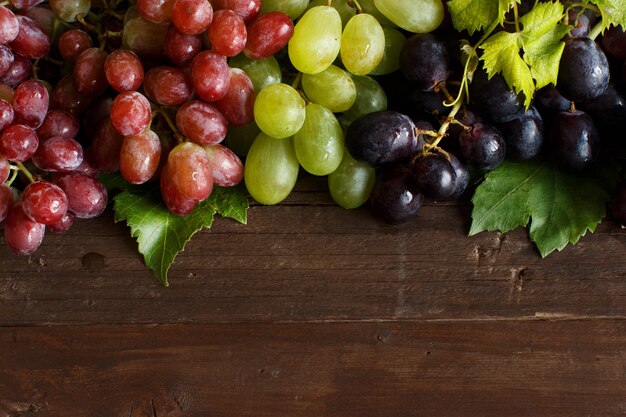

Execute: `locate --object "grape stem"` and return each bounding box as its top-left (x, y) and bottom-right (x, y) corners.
top-left (291, 72), bottom-right (302, 90)
top-left (423, 95), bottom-right (464, 152)
top-left (0, 1), bottom-right (9, 6)
top-left (588, 19), bottom-right (604, 41)
top-left (16, 162), bottom-right (35, 184)
top-left (153, 105), bottom-right (185, 144)
top-left (347, 0), bottom-right (363, 14)
top-left (5, 167), bottom-right (19, 187)
top-left (77, 14), bottom-right (98, 33)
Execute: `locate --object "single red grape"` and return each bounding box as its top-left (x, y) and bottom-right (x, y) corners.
top-left (143, 66), bottom-right (193, 106)
top-left (0, 124), bottom-right (38, 162)
top-left (3, 202), bottom-right (45, 255)
top-left (243, 12), bottom-right (293, 60)
top-left (190, 50), bottom-right (230, 102)
top-left (32, 136), bottom-right (84, 172)
top-left (105, 49), bottom-right (144, 92)
top-left (110, 91), bottom-right (151, 137)
top-left (176, 100), bottom-right (227, 146)
top-left (21, 181), bottom-right (68, 225)
top-left (119, 128), bottom-right (162, 184)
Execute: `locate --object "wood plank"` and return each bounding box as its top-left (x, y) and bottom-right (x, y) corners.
top-left (1, 191), bottom-right (626, 324)
top-left (1, 320), bottom-right (624, 417)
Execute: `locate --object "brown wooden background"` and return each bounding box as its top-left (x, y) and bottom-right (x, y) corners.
top-left (1, 177), bottom-right (625, 416)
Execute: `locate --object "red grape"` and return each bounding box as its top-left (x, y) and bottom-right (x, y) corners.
top-left (163, 24), bottom-right (202, 66)
top-left (22, 6), bottom-right (56, 38)
top-left (51, 74), bottom-right (92, 114)
top-left (0, 124), bottom-right (38, 162)
top-left (167, 141), bottom-right (213, 200)
top-left (0, 45), bottom-right (14, 78)
top-left (110, 91), bottom-right (151, 137)
top-left (0, 156), bottom-right (9, 183)
top-left (171, 0), bottom-right (213, 35)
top-left (0, 6), bottom-right (20, 45)
top-left (37, 109), bottom-right (80, 140)
top-left (1, 55), bottom-right (33, 89)
top-left (3, 202), bottom-right (45, 255)
top-left (191, 50), bottom-right (230, 102)
top-left (0, 183), bottom-right (13, 222)
top-left (12, 79), bottom-right (49, 129)
top-left (47, 211), bottom-right (74, 232)
top-left (119, 128), bottom-right (161, 184)
top-left (243, 12), bottom-right (293, 60)
top-left (160, 164), bottom-right (197, 215)
top-left (53, 172), bottom-right (107, 218)
top-left (32, 136), bottom-right (83, 172)
top-left (10, 0), bottom-right (45, 10)
top-left (73, 47), bottom-right (109, 97)
top-left (176, 100), bottom-right (227, 145)
top-left (21, 181), bottom-right (68, 225)
top-left (216, 67), bottom-right (255, 126)
top-left (204, 144), bottom-right (243, 187)
top-left (211, 0), bottom-right (260, 22)
top-left (104, 49), bottom-right (144, 92)
top-left (88, 118), bottom-right (124, 173)
top-left (9, 15), bottom-right (50, 59)
top-left (0, 97), bottom-right (14, 131)
top-left (137, 0), bottom-right (175, 23)
top-left (143, 66), bottom-right (193, 106)
top-left (208, 9), bottom-right (246, 57)
top-left (58, 29), bottom-right (93, 62)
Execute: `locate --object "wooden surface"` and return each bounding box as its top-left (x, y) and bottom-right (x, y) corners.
top-left (1, 177), bottom-right (625, 416)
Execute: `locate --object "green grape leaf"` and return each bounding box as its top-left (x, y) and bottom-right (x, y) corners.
top-left (591, 0), bottom-right (626, 31)
top-left (112, 184), bottom-right (248, 286)
top-left (470, 161), bottom-right (609, 257)
top-left (447, 0), bottom-right (515, 35)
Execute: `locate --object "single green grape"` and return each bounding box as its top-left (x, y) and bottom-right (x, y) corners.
top-left (253, 83), bottom-right (306, 139)
top-left (229, 54), bottom-right (282, 92)
top-left (294, 103), bottom-right (344, 176)
top-left (261, 0), bottom-right (309, 19)
top-left (374, 0), bottom-right (444, 33)
top-left (359, 0), bottom-right (397, 27)
top-left (244, 133), bottom-right (300, 205)
top-left (306, 0), bottom-right (355, 27)
top-left (50, 0), bottom-right (91, 22)
top-left (342, 75), bottom-right (388, 124)
top-left (371, 26), bottom-right (406, 75)
top-left (301, 65), bottom-right (356, 113)
top-left (340, 13), bottom-right (385, 76)
top-left (288, 5), bottom-right (342, 74)
top-left (328, 149), bottom-right (376, 209)
top-left (223, 121), bottom-right (261, 157)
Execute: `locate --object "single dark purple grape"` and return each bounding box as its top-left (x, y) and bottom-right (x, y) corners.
top-left (345, 110), bottom-right (422, 165)
top-left (469, 66), bottom-right (525, 123)
top-left (369, 164), bottom-right (423, 225)
top-left (548, 109), bottom-right (599, 172)
top-left (411, 150), bottom-right (457, 201)
top-left (567, 9), bottom-right (590, 38)
top-left (608, 182), bottom-right (626, 226)
top-left (459, 122), bottom-right (506, 171)
top-left (400, 33), bottom-right (451, 91)
top-left (444, 108), bottom-right (481, 156)
top-left (557, 37), bottom-right (609, 102)
top-left (448, 152), bottom-right (470, 200)
top-left (497, 105), bottom-right (543, 161)
top-left (577, 84), bottom-right (626, 147)
top-left (534, 85), bottom-right (571, 114)
top-left (601, 26), bottom-right (626, 60)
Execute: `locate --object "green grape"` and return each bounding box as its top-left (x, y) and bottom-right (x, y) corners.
top-left (301, 65), bottom-right (356, 113)
top-left (340, 13), bottom-right (385, 76)
top-left (123, 5), bottom-right (141, 24)
top-left (224, 121), bottom-right (261, 157)
top-left (306, 0), bottom-right (355, 27)
top-left (374, 0), bottom-right (444, 33)
top-left (229, 54), bottom-right (282, 92)
top-left (328, 149), bottom-right (376, 209)
top-left (359, 0), bottom-right (396, 27)
top-left (253, 83), bottom-right (306, 139)
top-left (50, 0), bottom-right (91, 22)
top-left (370, 26), bottom-right (406, 75)
top-left (294, 104), bottom-right (344, 176)
top-left (244, 133), bottom-right (300, 205)
top-left (343, 75), bottom-right (388, 124)
top-left (122, 17), bottom-right (169, 59)
top-left (288, 6), bottom-right (342, 74)
top-left (261, 0), bottom-right (309, 20)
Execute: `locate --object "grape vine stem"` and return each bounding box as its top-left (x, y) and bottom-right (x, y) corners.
top-left (16, 162), bottom-right (35, 184)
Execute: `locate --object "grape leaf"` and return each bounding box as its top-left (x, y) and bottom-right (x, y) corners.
top-left (447, 0), bottom-right (515, 35)
top-left (111, 183), bottom-right (248, 286)
top-left (470, 161), bottom-right (609, 257)
top-left (591, 0), bottom-right (626, 31)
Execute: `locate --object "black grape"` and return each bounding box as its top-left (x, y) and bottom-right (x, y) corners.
top-left (609, 182), bottom-right (626, 226)
top-left (448, 153), bottom-right (470, 200)
top-left (601, 26), bottom-right (626, 60)
top-left (577, 84), bottom-right (626, 147)
top-left (411, 151), bottom-right (457, 201)
top-left (469, 66), bottom-right (525, 123)
top-left (345, 111), bottom-right (423, 166)
top-left (548, 109), bottom-right (600, 172)
top-left (557, 37), bottom-right (610, 102)
top-left (534, 85), bottom-right (571, 114)
top-left (567, 9), bottom-right (590, 38)
top-left (497, 105), bottom-right (544, 161)
top-left (459, 122), bottom-right (506, 171)
top-left (400, 33), bottom-right (451, 91)
top-left (369, 164), bottom-right (423, 225)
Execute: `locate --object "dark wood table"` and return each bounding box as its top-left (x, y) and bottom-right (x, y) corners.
top-left (1, 177), bottom-right (625, 416)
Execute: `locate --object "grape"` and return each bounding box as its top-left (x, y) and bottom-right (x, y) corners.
top-left (73, 47), bottom-right (109, 97)
top-left (345, 110), bottom-right (421, 165)
top-left (301, 65), bottom-right (356, 113)
top-left (211, 0), bottom-right (260, 22)
top-left (253, 83), bottom-right (305, 139)
top-left (0, 45), bottom-right (14, 78)
top-left (176, 100), bottom-right (228, 146)
top-left (229, 54), bottom-right (281, 92)
top-left (168, 142), bottom-right (213, 201)
top-left (328, 149), bottom-right (375, 209)
top-left (1, 55), bottom-right (33, 89)
top-left (400, 33), bottom-right (450, 91)
top-left (88, 119), bottom-right (124, 173)
top-left (136, 0), bottom-right (175, 23)
top-left (469, 67), bottom-right (525, 123)
top-left (32, 136), bottom-right (83, 172)
top-left (294, 103), bottom-right (344, 176)
top-left (534, 85), bottom-right (571, 114)
top-left (49, 0), bottom-right (91, 22)
top-left (160, 164), bottom-right (198, 215)
top-left (567, 9), bottom-right (590, 38)
top-left (557, 37), bottom-right (609, 102)
top-left (143, 66), bottom-right (193, 106)
top-left (53, 172), bottom-right (107, 218)
top-left (0, 82), bottom-right (14, 103)
top-left (51, 74), bottom-right (92, 115)
top-left (72, 158), bottom-right (98, 177)
top-left (548, 109), bottom-right (599, 173)
top-left (47, 211), bottom-right (74, 233)
top-left (600, 26), bottom-right (626, 60)
top-left (122, 16), bottom-right (169, 59)
top-left (369, 164), bottom-right (423, 225)
top-left (0, 156), bottom-right (9, 183)
top-left (223, 120), bottom-right (260, 157)
top-left (0, 98), bottom-right (14, 132)
top-left (120, 129), bottom-right (161, 184)
top-left (104, 49), bottom-right (144, 92)
top-left (374, 0), bottom-right (444, 33)
top-left (411, 151), bottom-right (457, 201)
top-left (216, 68), bottom-right (255, 126)
top-left (10, 0), bottom-right (45, 10)
top-left (0, 184), bottom-right (12, 222)
top-left (371, 26), bottom-right (406, 76)
top-left (288, 5), bottom-right (342, 74)
top-left (0, 124), bottom-right (38, 162)
top-left (243, 11), bottom-right (294, 60)
top-left (57, 29), bottom-right (93, 62)
top-left (12, 79), bottom-right (49, 129)
top-left (37, 109), bottom-right (79, 140)
top-left (244, 132), bottom-right (299, 205)
top-left (459, 123), bottom-right (506, 171)
top-left (448, 153), bottom-right (470, 200)
top-left (171, 0), bottom-right (213, 35)
top-left (3, 202), bottom-right (45, 255)
top-left (110, 91), bottom-right (151, 137)
top-left (191, 50), bottom-right (230, 102)
top-left (164, 24), bottom-right (202, 65)
top-left (21, 181), bottom-right (68, 225)
top-left (577, 84), bottom-right (626, 145)
top-left (261, 0), bottom-right (308, 20)
top-left (0, 6), bottom-right (19, 45)
top-left (358, 0), bottom-right (396, 27)
top-left (208, 9), bottom-right (246, 57)
top-left (306, 0), bottom-right (354, 27)
top-left (342, 75), bottom-right (387, 124)
top-left (340, 13), bottom-right (385, 76)
top-left (497, 105), bottom-right (544, 161)
top-left (203, 144), bottom-right (244, 187)
top-left (9, 15), bottom-right (51, 60)
top-left (22, 6), bottom-right (55, 38)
